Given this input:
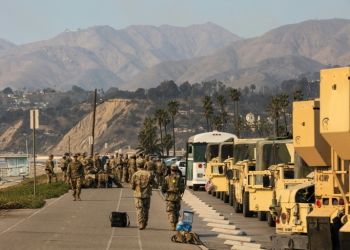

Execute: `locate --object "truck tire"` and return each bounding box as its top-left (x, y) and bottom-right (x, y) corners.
top-left (221, 192), bottom-right (224, 201)
top-left (229, 185), bottom-right (234, 206)
top-left (233, 188), bottom-right (242, 213)
top-left (267, 212), bottom-right (276, 227)
top-left (212, 191), bottom-right (216, 196)
top-left (224, 193), bottom-right (229, 203)
top-left (243, 192), bottom-right (254, 217)
top-left (216, 191), bottom-right (221, 199)
top-left (193, 184), bottom-right (199, 191)
top-left (258, 211), bottom-right (267, 221)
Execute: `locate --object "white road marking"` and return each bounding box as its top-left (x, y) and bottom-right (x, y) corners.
top-left (0, 193), bottom-right (66, 235)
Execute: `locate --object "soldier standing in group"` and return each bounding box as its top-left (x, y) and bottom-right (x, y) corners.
top-left (67, 154), bottom-right (84, 201)
top-left (162, 164), bottom-right (185, 230)
top-left (156, 158), bottom-right (167, 186)
top-left (123, 154), bottom-right (130, 183)
top-left (104, 159), bottom-right (123, 188)
top-left (145, 156), bottom-right (156, 175)
top-left (116, 153), bottom-right (123, 181)
top-left (45, 155), bottom-right (57, 184)
top-left (144, 154), bottom-right (149, 162)
top-left (128, 154), bottom-right (137, 183)
top-left (109, 155), bottom-right (116, 173)
top-left (93, 153), bottom-right (102, 172)
top-left (130, 159), bottom-right (157, 230)
top-left (82, 155), bottom-right (94, 175)
top-left (60, 155), bottom-right (68, 182)
top-left (77, 152), bottom-right (82, 162)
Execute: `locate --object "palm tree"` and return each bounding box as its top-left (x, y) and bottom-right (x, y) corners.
top-left (280, 94), bottom-right (290, 135)
top-left (229, 88), bottom-right (241, 126)
top-left (250, 84), bottom-right (256, 93)
top-left (161, 110), bottom-right (171, 135)
top-left (202, 96), bottom-right (214, 132)
top-left (137, 117), bottom-right (162, 154)
top-left (154, 109), bottom-right (165, 155)
top-left (220, 110), bottom-right (228, 132)
top-left (167, 100), bottom-right (179, 156)
top-left (293, 89), bottom-right (304, 101)
top-left (266, 97), bottom-right (282, 137)
top-left (212, 115), bottom-right (223, 131)
top-left (163, 134), bottom-right (174, 156)
top-left (216, 94), bottom-right (226, 130)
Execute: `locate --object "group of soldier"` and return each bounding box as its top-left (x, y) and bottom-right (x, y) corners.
top-left (45, 152), bottom-right (185, 230)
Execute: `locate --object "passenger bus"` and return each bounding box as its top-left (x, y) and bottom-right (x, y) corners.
top-left (186, 131), bottom-right (237, 191)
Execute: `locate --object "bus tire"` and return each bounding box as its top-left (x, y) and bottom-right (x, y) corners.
top-left (229, 185), bottom-right (234, 206)
top-left (216, 191), bottom-right (221, 199)
top-left (193, 184), bottom-right (199, 191)
top-left (267, 212), bottom-right (276, 227)
top-left (258, 211), bottom-right (267, 221)
top-left (243, 192), bottom-right (254, 217)
top-left (224, 193), bottom-right (229, 203)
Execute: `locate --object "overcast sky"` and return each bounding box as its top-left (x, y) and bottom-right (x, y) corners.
top-left (1, 0), bottom-right (350, 45)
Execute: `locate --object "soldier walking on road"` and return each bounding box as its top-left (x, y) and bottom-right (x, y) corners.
top-left (162, 164), bottom-right (185, 231)
top-left (128, 154), bottom-right (137, 182)
top-left (60, 155), bottom-right (68, 182)
top-left (145, 156), bottom-right (156, 175)
top-left (45, 155), bottom-right (57, 184)
top-left (156, 158), bottom-right (167, 186)
top-left (130, 159), bottom-right (157, 230)
top-left (116, 153), bottom-right (123, 181)
top-left (122, 154), bottom-right (129, 183)
top-left (67, 154), bottom-right (84, 201)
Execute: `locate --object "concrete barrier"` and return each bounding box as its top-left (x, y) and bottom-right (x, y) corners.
top-left (217, 234), bottom-right (251, 242)
top-left (207, 223), bottom-right (237, 230)
top-left (212, 228), bottom-right (245, 235)
top-left (198, 214), bottom-right (226, 220)
top-left (202, 218), bottom-right (231, 224)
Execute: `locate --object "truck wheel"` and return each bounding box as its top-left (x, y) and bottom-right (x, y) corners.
top-left (229, 185), bottom-right (234, 206)
top-left (243, 192), bottom-right (254, 217)
top-left (216, 191), bottom-right (221, 199)
top-left (221, 192), bottom-right (224, 201)
top-left (193, 184), bottom-right (199, 191)
top-left (189, 186), bottom-right (193, 189)
top-left (267, 212), bottom-right (276, 227)
top-left (212, 191), bottom-right (216, 196)
top-left (224, 193), bottom-right (229, 203)
top-left (258, 211), bottom-right (267, 221)
top-left (233, 188), bottom-right (242, 213)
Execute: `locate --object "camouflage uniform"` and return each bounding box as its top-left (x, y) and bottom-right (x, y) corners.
top-left (162, 165), bottom-right (185, 230)
top-left (60, 155), bottom-right (68, 182)
top-left (104, 162), bottom-right (123, 188)
top-left (145, 157), bottom-right (156, 175)
top-left (116, 154), bottom-right (123, 181)
top-left (82, 156), bottom-right (94, 175)
top-left (130, 159), bottom-right (157, 230)
top-left (156, 159), bottom-right (167, 186)
top-left (77, 153), bottom-right (82, 162)
top-left (45, 155), bottom-right (57, 184)
top-left (122, 154), bottom-right (129, 183)
top-left (128, 154), bottom-right (137, 182)
top-left (93, 154), bottom-right (102, 172)
top-left (67, 155), bottom-right (84, 201)
top-left (109, 156), bottom-right (116, 173)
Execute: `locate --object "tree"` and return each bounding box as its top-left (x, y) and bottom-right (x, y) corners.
top-left (137, 117), bottom-right (161, 154)
top-left (212, 115), bottom-right (223, 131)
top-left (179, 81), bottom-right (192, 97)
top-left (243, 86), bottom-right (249, 98)
top-left (163, 134), bottom-right (174, 156)
top-left (266, 97), bottom-right (282, 137)
top-left (216, 94), bottom-right (226, 130)
top-left (161, 111), bottom-right (171, 135)
top-left (202, 96), bottom-right (214, 132)
top-left (158, 80), bottom-right (180, 100)
top-left (293, 89), bottom-right (304, 101)
top-left (72, 85), bottom-right (85, 93)
top-left (280, 94), bottom-right (290, 135)
top-left (250, 84), bottom-right (256, 93)
top-left (154, 109), bottom-right (165, 155)
top-left (229, 88), bottom-right (241, 126)
top-left (220, 110), bottom-right (229, 131)
top-left (2, 87), bottom-right (13, 94)
top-left (167, 100), bottom-right (179, 156)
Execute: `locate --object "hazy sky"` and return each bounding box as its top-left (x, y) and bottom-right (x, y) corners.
top-left (1, 0), bottom-right (349, 45)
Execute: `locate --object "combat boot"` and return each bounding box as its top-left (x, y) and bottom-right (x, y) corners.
top-left (77, 195), bottom-right (81, 201)
top-left (171, 223), bottom-right (176, 231)
top-left (72, 195), bottom-right (76, 201)
top-left (143, 222), bottom-right (147, 229)
top-left (139, 222), bottom-right (144, 230)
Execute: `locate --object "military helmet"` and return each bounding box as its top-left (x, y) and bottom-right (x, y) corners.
top-left (156, 158), bottom-right (160, 161)
top-left (64, 152), bottom-right (69, 156)
top-left (136, 159), bottom-right (145, 167)
top-left (171, 164), bottom-right (179, 171)
top-left (73, 154), bottom-right (78, 157)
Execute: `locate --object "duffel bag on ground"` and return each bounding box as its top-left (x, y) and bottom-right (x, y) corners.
top-left (109, 212), bottom-right (130, 227)
top-left (171, 231), bottom-right (202, 245)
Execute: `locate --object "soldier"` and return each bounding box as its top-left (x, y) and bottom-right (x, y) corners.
top-left (101, 152), bottom-right (109, 167)
top-left (156, 158), bottom-right (167, 186)
top-left (82, 155), bottom-right (94, 175)
top-left (128, 154), bottom-right (137, 182)
top-left (80, 153), bottom-right (86, 171)
top-left (145, 156), bottom-right (156, 175)
top-left (77, 152), bottom-right (82, 162)
top-left (116, 153), bottom-right (123, 181)
top-left (162, 164), bottom-right (185, 230)
top-left (104, 159), bottom-right (123, 188)
top-left (144, 154), bottom-right (149, 161)
top-left (109, 155), bottom-right (116, 172)
top-left (65, 152), bottom-right (72, 164)
top-left (45, 155), bottom-right (57, 184)
top-left (122, 154), bottom-right (130, 183)
top-left (60, 155), bottom-right (68, 182)
top-left (130, 159), bottom-right (157, 230)
top-left (67, 154), bottom-right (84, 201)
top-left (93, 153), bottom-right (102, 172)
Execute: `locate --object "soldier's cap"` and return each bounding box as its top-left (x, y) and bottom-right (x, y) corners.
top-left (130, 154), bottom-right (136, 158)
top-left (136, 159), bottom-right (145, 167)
top-left (73, 154), bottom-right (78, 157)
top-left (49, 154), bottom-right (53, 158)
top-left (77, 152), bottom-right (81, 156)
top-left (64, 152), bottom-right (69, 156)
top-left (171, 164), bottom-right (178, 171)
top-left (156, 158), bottom-right (160, 161)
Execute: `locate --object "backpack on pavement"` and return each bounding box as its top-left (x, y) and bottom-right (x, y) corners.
top-left (171, 231), bottom-right (202, 245)
top-left (109, 212), bottom-right (130, 227)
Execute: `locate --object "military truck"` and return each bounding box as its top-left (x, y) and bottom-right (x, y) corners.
top-left (205, 141), bottom-right (234, 202)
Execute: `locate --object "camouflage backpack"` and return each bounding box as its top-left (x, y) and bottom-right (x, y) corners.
top-left (168, 174), bottom-right (185, 194)
top-left (171, 231), bottom-right (201, 245)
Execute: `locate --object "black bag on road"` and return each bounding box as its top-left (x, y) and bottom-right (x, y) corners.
top-left (110, 212), bottom-right (130, 227)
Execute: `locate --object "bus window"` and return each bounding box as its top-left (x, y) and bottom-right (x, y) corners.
top-left (194, 144), bottom-right (207, 162)
top-left (188, 144), bottom-right (193, 158)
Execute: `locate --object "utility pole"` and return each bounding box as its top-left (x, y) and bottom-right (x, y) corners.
top-left (90, 89), bottom-right (97, 156)
top-left (30, 109), bottom-right (39, 196)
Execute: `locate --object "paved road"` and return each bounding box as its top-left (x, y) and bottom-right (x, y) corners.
top-left (0, 185), bottom-right (200, 250)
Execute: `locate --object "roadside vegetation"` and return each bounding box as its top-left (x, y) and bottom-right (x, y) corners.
top-left (0, 173), bottom-right (70, 209)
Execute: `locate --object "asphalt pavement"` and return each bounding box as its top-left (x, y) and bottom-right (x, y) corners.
top-left (0, 184), bottom-right (201, 250)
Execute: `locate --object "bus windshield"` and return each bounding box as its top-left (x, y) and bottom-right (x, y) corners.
top-left (194, 144), bottom-right (207, 162)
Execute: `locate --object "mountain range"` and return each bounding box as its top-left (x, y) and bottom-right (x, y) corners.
top-left (1, 19), bottom-right (350, 91)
